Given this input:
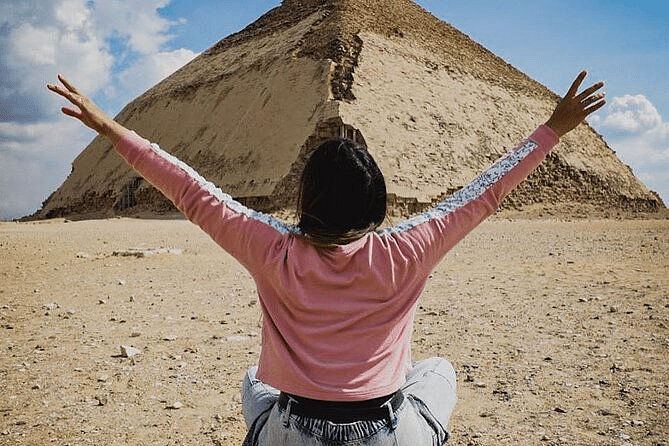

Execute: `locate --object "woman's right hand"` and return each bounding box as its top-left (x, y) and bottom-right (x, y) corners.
top-left (545, 71), bottom-right (606, 138)
top-left (47, 74), bottom-right (129, 145)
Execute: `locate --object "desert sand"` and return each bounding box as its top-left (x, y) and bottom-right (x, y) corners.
top-left (1, 214), bottom-right (667, 445)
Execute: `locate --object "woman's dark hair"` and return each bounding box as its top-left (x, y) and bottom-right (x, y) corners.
top-left (297, 138), bottom-right (387, 247)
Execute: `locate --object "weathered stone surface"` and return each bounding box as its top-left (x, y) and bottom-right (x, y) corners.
top-left (33, 0), bottom-right (664, 220)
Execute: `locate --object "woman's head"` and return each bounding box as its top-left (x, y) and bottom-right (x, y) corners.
top-left (297, 138), bottom-right (387, 246)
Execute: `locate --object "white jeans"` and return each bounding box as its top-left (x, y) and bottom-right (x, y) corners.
top-left (241, 357), bottom-right (457, 445)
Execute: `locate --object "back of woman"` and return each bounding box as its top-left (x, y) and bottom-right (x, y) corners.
top-left (48, 71), bottom-right (605, 446)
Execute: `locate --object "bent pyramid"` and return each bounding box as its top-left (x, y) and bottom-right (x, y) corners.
top-left (36, 0), bottom-right (665, 220)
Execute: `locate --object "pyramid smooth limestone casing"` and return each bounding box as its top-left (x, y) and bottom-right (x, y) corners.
top-left (36, 0), bottom-right (664, 219)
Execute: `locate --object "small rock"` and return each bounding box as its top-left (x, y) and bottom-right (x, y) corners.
top-left (97, 374), bottom-right (109, 382)
top-left (130, 332), bottom-right (141, 338)
top-left (226, 335), bottom-right (251, 342)
top-left (609, 305), bottom-right (619, 313)
top-left (630, 419), bottom-right (644, 426)
top-left (117, 279), bottom-right (126, 286)
top-left (120, 345), bottom-right (141, 357)
top-left (95, 394), bottom-right (108, 406)
top-left (167, 401), bottom-right (183, 410)
top-left (475, 381), bottom-right (486, 388)
top-left (98, 299), bottom-right (106, 305)
top-left (42, 303), bottom-right (59, 311)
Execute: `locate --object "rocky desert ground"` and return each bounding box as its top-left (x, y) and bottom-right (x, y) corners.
top-left (1, 214), bottom-right (667, 445)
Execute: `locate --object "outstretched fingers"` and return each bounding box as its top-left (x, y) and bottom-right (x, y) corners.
top-left (576, 81), bottom-right (605, 103)
top-left (545, 70), bottom-right (606, 138)
top-left (57, 74), bottom-right (81, 94)
top-left (584, 94), bottom-right (607, 115)
top-left (47, 73), bottom-right (127, 143)
top-left (47, 79), bottom-right (79, 108)
top-left (565, 70), bottom-right (588, 98)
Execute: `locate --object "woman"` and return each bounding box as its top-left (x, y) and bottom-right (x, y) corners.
top-left (48, 71), bottom-right (605, 445)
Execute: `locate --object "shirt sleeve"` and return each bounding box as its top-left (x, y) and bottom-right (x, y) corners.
top-left (114, 131), bottom-right (294, 272)
top-left (381, 124), bottom-right (559, 269)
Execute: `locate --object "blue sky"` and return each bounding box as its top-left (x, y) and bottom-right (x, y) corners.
top-left (1, 0), bottom-right (667, 219)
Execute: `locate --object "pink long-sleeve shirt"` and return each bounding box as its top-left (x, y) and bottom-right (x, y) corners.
top-left (115, 125), bottom-right (558, 401)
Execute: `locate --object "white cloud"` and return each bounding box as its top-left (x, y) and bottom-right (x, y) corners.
top-left (9, 23), bottom-right (60, 67)
top-left (591, 94), bottom-right (663, 133)
top-left (92, 0), bottom-right (176, 55)
top-left (591, 94), bottom-right (669, 205)
top-left (0, 0), bottom-right (198, 219)
top-left (0, 119), bottom-right (96, 220)
top-left (117, 48), bottom-right (197, 102)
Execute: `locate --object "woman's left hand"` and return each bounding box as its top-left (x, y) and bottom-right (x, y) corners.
top-left (47, 74), bottom-right (129, 145)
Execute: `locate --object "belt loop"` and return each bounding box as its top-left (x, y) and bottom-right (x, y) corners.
top-left (384, 400), bottom-right (398, 430)
top-left (282, 397), bottom-right (293, 427)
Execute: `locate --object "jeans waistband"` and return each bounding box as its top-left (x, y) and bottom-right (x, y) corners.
top-left (277, 391), bottom-right (404, 424)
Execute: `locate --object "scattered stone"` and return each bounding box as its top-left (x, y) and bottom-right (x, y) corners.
top-left (117, 279), bottom-right (126, 286)
top-left (130, 332), bottom-right (141, 338)
top-left (75, 252), bottom-right (90, 259)
top-left (166, 401), bottom-right (183, 410)
top-left (226, 335), bottom-right (252, 342)
top-left (120, 345), bottom-right (141, 357)
top-left (475, 381), bottom-right (486, 388)
top-left (42, 303), bottom-right (59, 311)
top-left (113, 247), bottom-right (182, 258)
top-left (97, 374), bottom-right (109, 382)
top-left (95, 394), bottom-right (108, 406)
top-left (630, 419), bottom-right (644, 426)
top-left (162, 335), bottom-right (177, 341)
top-left (98, 299), bottom-right (106, 305)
